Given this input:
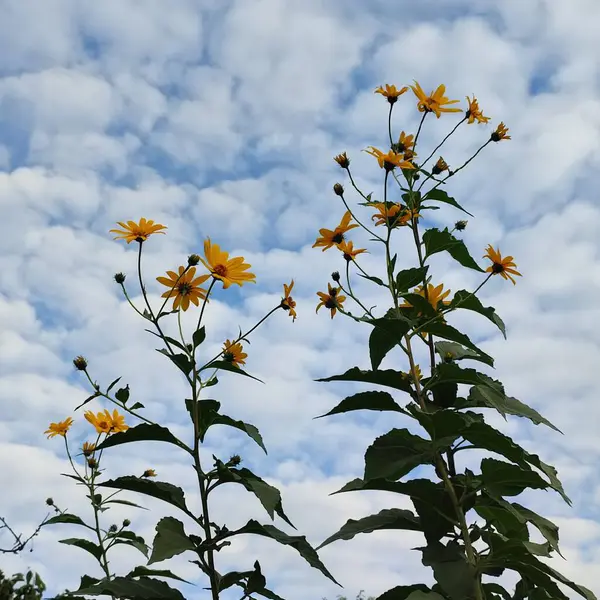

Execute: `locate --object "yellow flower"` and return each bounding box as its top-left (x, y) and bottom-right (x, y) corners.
top-left (157, 266), bottom-right (211, 311)
top-left (85, 409), bottom-right (129, 435)
top-left (44, 417), bottom-right (74, 439)
top-left (465, 95), bottom-right (490, 124)
top-left (364, 147), bottom-right (416, 171)
top-left (82, 442), bottom-right (96, 457)
top-left (394, 132), bottom-right (416, 159)
top-left (432, 157), bottom-right (449, 175)
top-left (201, 239), bottom-right (256, 289)
top-left (491, 122), bottom-right (511, 142)
top-left (313, 210), bottom-right (359, 251)
top-left (109, 218), bottom-right (167, 243)
top-left (222, 339), bottom-right (247, 367)
top-left (410, 81), bottom-right (462, 118)
top-left (280, 280), bottom-right (297, 322)
top-left (401, 365), bottom-right (423, 383)
top-left (337, 240), bottom-right (368, 262)
top-left (400, 283), bottom-right (452, 315)
top-left (374, 84), bottom-right (408, 104)
top-left (334, 152), bottom-right (350, 169)
top-left (142, 469), bottom-right (156, 478)
top-left (316, 283), bottom-right (346, 319)
top-left (370, 203), bottom-right (420, 228)
top-left (483, 245), bottom-right (522, 284)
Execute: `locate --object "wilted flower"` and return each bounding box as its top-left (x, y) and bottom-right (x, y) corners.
top-left (280, 281), bottom-right (297, 322)
top-left (491, 122), bottom-right (511, 142)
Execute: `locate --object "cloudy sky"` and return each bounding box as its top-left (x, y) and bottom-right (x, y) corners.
top-left (1, 0), bottom-right (600, 598)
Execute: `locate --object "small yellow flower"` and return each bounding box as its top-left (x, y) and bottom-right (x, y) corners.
top-left (222, 339), bottom-right (247, 367)
top-left (374, 84), bottom-right (408, 104)
top-left (400, 283), bottom-right (452, 315)
top-left (82, 442), bottom-right (96, 457)
top-left (410, 81), bottom-right (462, 118)
top-left (483, 245), bottom-right (522, 284)
top-left (370, 203), bottom-right (420, 228)
top-left (394, 132), bottom-right (416, 159)
top-left (465, 95), bottom-right (490, 124)
top-left (157, 266), bottom-right (211, 311)
top-left (432, 157), bottom-right (449, 175)
top-left (334, 152), bottom-right (350, 169)
top-left (201, 239), bottom-right (256, 289)
top-left (364, 147), bottom-right (416, 171)
top-left (337, 240), bottom-right (368, 262)
top-left (280, 281), bottom-right (297, 322)
top-left (109, 218), bottom-right (167, 244)
top-left (44, 417), bottom-right (74, 439)
top-left (401, 365), bottom-right (423, 383)
top-left (491, 122), bottom-right (511, 141)
top-left (142, 469), bottom-right (156, 478)
top-left (313, 210), bottom-right (359, 252)
top-left (316, 283), bottom-right (346, 319)
top-left (85, 409), bottom-right (128, 435)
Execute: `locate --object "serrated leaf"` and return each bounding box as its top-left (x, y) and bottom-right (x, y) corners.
top-left (316, 391), bottom-right (409, 419)
top-left (213, 415), bottom-right (267, 453)
top-left (192, 326), bottom-right (206, 348)
top-left (368, 316), bottom-right (411, 370)
top-left (74, 576), bottom-right (185, 600)
top-left (423, 189), bottom-right (474, 217)
top-left (316, 367), bottom-right (412, 394)
top-left (395, 267), bottom-right (429, 293)
top-left (59, 538), bottom-right (103, 561)
top-left (480, 459), bottom-right (549, 497)
top-left (157, 349), bottom-right (193, 376)
top-left (109, 531), bottom-right (149, 558)
top-left (43, 514), bottom-right (90, 528)
top-left (201, 360), bottom-right (264, 383)
top-left (223, 520), bottom-right (339, 586)
top-left (448, 290), bottom-right (506, 338)
top-left (100, 477), bottom-right (192, 516)
top-left (149, 517), bottom-right (196, 565)
top-left (377, 586), bottom-right (445, 600)
top-left (434, 341), bottom-right (490, 366)
top-left (96, 423), bottom-right (188, 453)
top-left (364, 429), bottom-right (441, 482)
top-left (423, 228), bottom-right (484, 272)
top-left (127, 566), bottom-right (190, 584)
top-left (145, 329), bottom-right (188, 353)
top-left (317, 508), bottom-right (421, 549)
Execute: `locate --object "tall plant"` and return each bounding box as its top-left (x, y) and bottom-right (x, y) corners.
top-left (313, 82), bottom-right (595, 600)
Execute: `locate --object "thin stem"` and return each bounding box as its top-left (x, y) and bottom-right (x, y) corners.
top-left (413, 113), bottom-right (428, 149)
top-left (120, 285), bottom-right (145, 318)
top-left (196, 278), bottom-right (217, 335)
top-left (342, 262), bottom-right (375, 319)
top-left (420, 117), bottom-right (466, 168)
top-left (177, 309), bottom-right (187, 349)
top-left (339, 183), bottom-right (384, 242)
top-left (387, 104), bottom-right (394, 147)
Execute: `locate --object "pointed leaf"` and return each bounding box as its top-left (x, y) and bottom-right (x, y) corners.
top-left (480, 459), bottom-right (549, 497)
top-left (358, 273), bottom-right (387, 287)
top-left (316, 391), bottom-right (408, 419)
top-left (213, 415), bottom-right (267, 453)
top-left (75, 576), bottom-right (185, 600)
top-left (109, 531), bottom-right (149, 558)
top-left (156, 349), bottom-right (193, 376)
top-left (201, 360), bottom-right (264, 383)
top-left (316, 367), bottom-right (412, 394)
top-left (317, 508), bottom-right (421, 549)
top-left (59, 538), bottom-right (103, 561)
top-left (104, 498), bottom-right (148, 510)
top-left (423, 227), bottom-right (484, 272)
top-left (115, 386), bottom-right (130, 404)
top-left (130, 402), bottom-right (145, 410)
top-left (43, 514), bottom-right (90, 528)
top-left (127, 566), bottom-right (191, 584)
top-left (434, 341), bottom-right (490, 366)
top-left (106, 377), bottom-right (122, 393)
top-left (192, 326), bottom-right (206, 348)
top-left (395, 267), bottom-right (429, 293)
top-left (368, 316), bottom-right (411, 370)
top-left (423, 188), bottom-right (474, 217)
top-left (376, 585), bottom-right (445, 600)
top-left (96, 423), bottom-right (189, 453)
top-left (149, 517), bottom-right (196, 565)
top-left (448, 290), bottom-right (506, 338)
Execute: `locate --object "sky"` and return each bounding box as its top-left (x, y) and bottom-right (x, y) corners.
top-left (1, 0), bottom-right (600, 598)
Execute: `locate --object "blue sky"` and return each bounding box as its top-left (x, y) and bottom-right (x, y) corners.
top-left (2, 1), bottom-right (600, 598)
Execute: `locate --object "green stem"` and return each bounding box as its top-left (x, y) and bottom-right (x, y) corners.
top-left (339, 184), bottom-right (384, 242)
top-left (387, 103), bottom-right (394, 147)
top-left (419, 117), bottom-right (466, 169)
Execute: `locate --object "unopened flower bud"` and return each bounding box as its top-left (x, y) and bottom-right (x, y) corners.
top-left (46, 497), bottom-right (54, 506)
top-left (331, 271), bottom-right (340, 282)
top-left (229, 454), bottom-right (242, 467)
top-left (188, 254), bottom-right (200, 266)
top-left (123, 519), bottom-right (131, 527)
top-left (455, 220), bottom-right (468, 231)
top-left (114, 272), bottom-right (126, 284)
top-left (73, 356), bottom-right (88, 371)
top-left (333, 183), bottom-right (344, 196)
top-left (87, 458), bottom-right (98, 469)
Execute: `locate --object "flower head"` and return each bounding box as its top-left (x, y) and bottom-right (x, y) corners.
top-left (280, 280), bottom-right (297, 322)
top-left (157, 266), bottom-right (211, 311)
top-left (73, 356), bottom-right (88, 371)
top-left (400, 283), bottom-right (452, 315)
top-left (312, 210), bottom-right (359, 251)
top-left (82, 442), bottom-right (96, 457)
top-left (410, 81), bottom-right (462, 118)
top-left (333, 183), bottom-right (344, 196)
top-left (483, 245), bottom-right (522, 284)
top-left (201, 239), bottom-right (256, 289)
top-left (85, 409), bottom-right (129, 435)
top-left (465, 95), bottom-right (490, 124)
top-left (222, 339), bottom-right (247, 367)
top-left (401, 365), bottom-right (423, 383)
top-left (109, 218), bottom-right (167, 244)
top-left (334, 152), bottom-right (350, 169)
top-left (432, 157), bottom-right (449, 175)
top-left (337, 240), bottom-right (368, 262)
top-left (491, 122), bottom-right (511, 142)
top-left (364, 147), bottom-right (416, 171)
top-left (370, 202), bottom-right (420, 228)
top-left (114, 272), bottom-right (126, 284)
top-left (142, 469), bottom-right (156, 478)
top-left (44, 417), bottom-right (74, 439)
top-left (392, 132), bottom-right (416, 160)
top-left (374, 84), bottom-right (408, 104)
top-left (316, 283), bottom-right (346, 319)
top-left (455, 220), bottom-right (468, 231)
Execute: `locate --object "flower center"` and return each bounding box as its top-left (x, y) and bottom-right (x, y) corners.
top-left (177, 282), bottom-right (193, 296)
top-left (491, 262), bottom-right (505, 274)
top-left (325, 298), bottom-right (337, 309)
top-left (213, 264), bottom-right (228, 277)
top-left (223, 351), bottom-right (235, 362)
top-left (332, 232), bottom-right (344, 244)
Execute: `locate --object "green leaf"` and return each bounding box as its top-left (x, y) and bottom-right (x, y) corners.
top-left (395, 267), bottom-right (429, 294)
top-left (317, 508), bottom-right (421, 549)
top-left (468, 385), bottom-right (562, 433)
top-left (149, 517), bottom-right (196, 565)
top-left (218, 465), bottom-right (294, 527)
top-left (192, 326), bottom-right (206, 348)
top-left (358, 273), bottom-right (387, 287)
top-left (423, 228), bottom-right (484, 272)
top-left (368, 316), bottom-right (411, 370)
top-left (74, 576), bottom-right (186, 600)
top-left (417, 322), bottom-right (494, 366)
top-left (130, 402), bottom-right (145, 410)
top-left (115, 386), bottom-right (130, 404)
top-left (109, 531), bottom-right (149, 558)
top-left (316, 367), bottom-right (412, 394)
top-left (126, 566), bottom-right (191, 584)
top-left (480, 459), bottom-right (549, 496)
top-left (425, 364), bottom-right (494, 389)
top-left (224, 520), bottom-right (339, 585)
top-left (364, 429), bottom-right (442, 481)
top-left (474, 495), bottom-right (529, 541)
top-left (216, 570), bottom-right (253, 592)
top-left (448, 290), bottom-right (506, 338)
top-left (100, 476), bottom-right (192, 516)
top-left (106, 377), bottom-right (122, 393)
top-left (43, 514), bottom-right (89, 528)
top-left (96, 423), bottom-right (189, 452)
top-left (376, 585), bottom-right (445, 600)
top-left (104, 498), bottom-right (148, 510)
top-left (201, 360), bottom-right (264, 383)
top-left (399, 293), bottom-right (437, 317)
top-left (316, 391), bottom-right (409, 419)
top-left (59, 538), bottom-right (103, 561)
top-left (421, 541), bottom-right (478, 600)
top-left (245, 561), bottom-right (267, 595)
top-left (145, 329), bottom-right (188, 353)
top-left (156, 349), bottom-right (193, 376)
top-left (213, 414), bottom-right (267, 453)
top-left (434, 341), bottom-right (491, 366)
top-left (423, 189), bottom-right (474, 217)
top-left (407, 408), bottom-right (481, 450)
